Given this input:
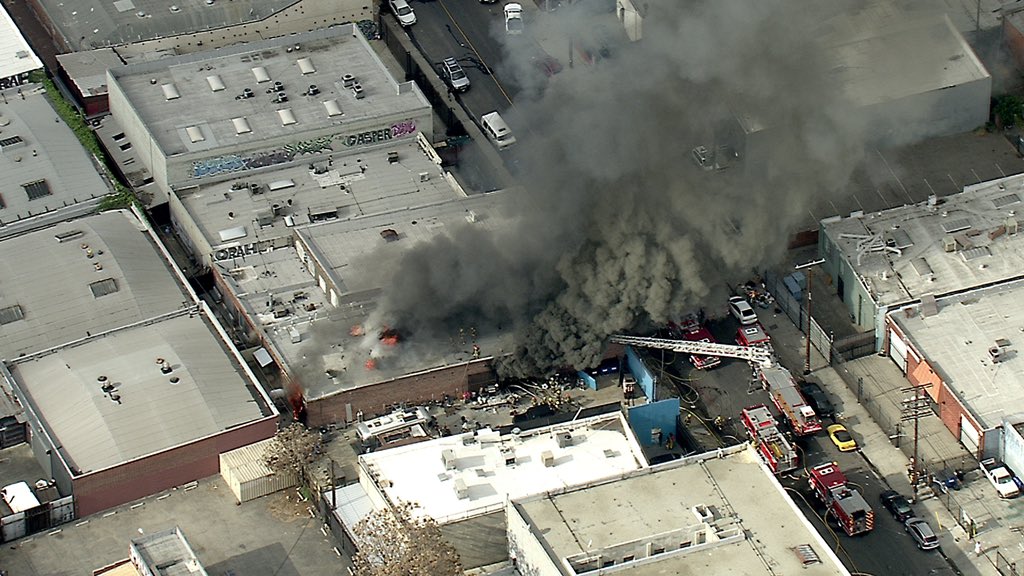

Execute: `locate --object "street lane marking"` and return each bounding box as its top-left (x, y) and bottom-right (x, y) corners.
top-left (438, 0), bottom-right (515, 108)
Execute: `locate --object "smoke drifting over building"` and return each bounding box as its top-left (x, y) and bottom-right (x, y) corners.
top-left (375, 1), bottom-right (918, 376)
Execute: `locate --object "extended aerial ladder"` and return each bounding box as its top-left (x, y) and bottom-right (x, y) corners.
top-left (610, 335), bottom-right (775, 367)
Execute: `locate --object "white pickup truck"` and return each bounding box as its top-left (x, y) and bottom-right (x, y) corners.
top-left (980, 458), bottom-right (1021, 499)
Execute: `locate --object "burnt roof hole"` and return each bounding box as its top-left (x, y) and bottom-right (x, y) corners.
top-left (380, 229), bottom-right (399, 242)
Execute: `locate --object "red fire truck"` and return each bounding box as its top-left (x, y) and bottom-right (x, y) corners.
top-left (670, 315), bottom-right (721, 370)
top-left (736, 322), bottom-right (771, 348)
top-left (741, 405), bottom-right (797, 474)
top-left (760, 366), bottom-right (822, 435)
top-left (808, 462), bottom-right (875, 536)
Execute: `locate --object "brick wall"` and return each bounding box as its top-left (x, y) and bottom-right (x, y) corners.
top-left (307, 360), bottom-right (495, 427)
top-left (72, 417), bottom-right (276, 517)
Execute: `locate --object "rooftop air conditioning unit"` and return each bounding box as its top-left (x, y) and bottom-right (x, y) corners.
top-left (942, 236), bottom-right (957, 253)
top-left (989, 346), bottom-right (1005, 363)
top-left (342, 74), bottom-right (356, 87)
top-left (353, 84), bottom-right (364, 99)
top-left (1007, 218), bottom-right (1019, 235)
top-left (557, 433), bottom-right (573, 448)
top-left (249, 182), bottom-right (263, 195)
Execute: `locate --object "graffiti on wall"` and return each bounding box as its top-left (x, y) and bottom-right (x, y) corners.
top-left (190, 120), bottom-right (418, 179)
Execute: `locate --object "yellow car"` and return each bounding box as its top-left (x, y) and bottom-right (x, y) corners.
top-left (828, 424), bottom-right (858, 452)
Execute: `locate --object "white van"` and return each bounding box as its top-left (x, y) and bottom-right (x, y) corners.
top-left (481, 111), bottom-right (516, 149)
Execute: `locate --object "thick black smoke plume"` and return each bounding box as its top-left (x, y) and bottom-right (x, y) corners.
top-left (375, 1), bottom-right (931, 376)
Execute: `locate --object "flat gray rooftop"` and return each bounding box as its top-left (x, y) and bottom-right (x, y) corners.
top-left (111, 24), bottom-right (429, 157)
top-left (0, 85), bottom-right (112, 226)
top-left (214, 193), bottom-right (514, 398)
top-left (826, 13), bottom-right (988, 107)
top-left (0, 3), bottom-right (42, 78)
top-left (56, 49), bottom-right (126, 99)
top-left (185, 139), bottom-right (456, 252)
top-left (35, 0), bottom-right (294, 51)
top-left (131, 527), bottom-right (207, 576)
top-left (0, 210), bottom-right (188, 360)
top-left (892, 278), bottom-right (1024, 430)
top-left (516, 446), bottom-right (849, 576)
top-left (823, 172), bottom-right (1024, 307)
top-left (10, 309), bottom-right (269, 474)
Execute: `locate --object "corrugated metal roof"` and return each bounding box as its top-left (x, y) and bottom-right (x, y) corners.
top-left (230, 461), bottom-right (275, 484)
top-left (327, 483), bottom-right (375, 533)
top-left (220, 438), bottom-right (275, 470)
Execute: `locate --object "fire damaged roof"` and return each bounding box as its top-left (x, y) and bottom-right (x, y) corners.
top-left (214, 193), bottom-right (518, 399)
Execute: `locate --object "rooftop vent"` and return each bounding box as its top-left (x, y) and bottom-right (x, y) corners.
top-left (297, 57), bottom-right (315, 75)
top-left (54, 230), bottom-right (84, 243)
top-left (231, 117), bottom-right (252, 135)
top-left (307, 84), bottom-right (320, 96)
top-left (342, 74), bottom-right (356, 87)
top-left (89, 278), bottom-right (119, 298)
top-left (0, 304), bottom-right (24, 325)
top-left (278, 108), bottom-right (297, 126)
top-left (161, 83), bottom-right (180, 100)
top-left (157, 357), bottom-right (173, 374)
top-left (352, 83), bottom-right (364, 99)
top-left (323, 99), bottom-right (343, 117)
top-left (206, 74), bottom-right (226, 92)
top-left (22, 179), bottom-right (51, 200)
top-left (252, 66), bottom-right (270, 83)
top-left (185, 125), bottom-right (205, 143)
top-left (0, 135), bottom-right (25, 151)
top-left (941, 217), bottom-right (972, 234)
top-left (993, 193), bottom-right (1021, 209)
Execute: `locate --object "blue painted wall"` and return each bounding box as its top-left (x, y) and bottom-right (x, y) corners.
top-left (625, 346), bottom-right (657, 401)
top-left (629, 398), bottom-right (681, 446)
top-left (577, 371), bottom-right (597, 390)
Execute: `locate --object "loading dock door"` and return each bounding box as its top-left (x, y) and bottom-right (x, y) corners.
top-left (888, 328), bottom-right (908, 373)
top-left (960, 415), bottom-right (980, 456)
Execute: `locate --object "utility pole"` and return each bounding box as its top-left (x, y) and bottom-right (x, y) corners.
top-left (901, 384), bottom-right (933, 499)
top-left (795, 259), bottom-right (825, 375)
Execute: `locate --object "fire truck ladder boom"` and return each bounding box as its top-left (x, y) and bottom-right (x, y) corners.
top-left (610, 335), bottom-right (775, 367)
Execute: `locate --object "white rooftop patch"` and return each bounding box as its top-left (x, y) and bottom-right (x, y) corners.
top-left (0, 4), bottom-right (42, 79)
top-left (359, 412), bottom-right (646, 524)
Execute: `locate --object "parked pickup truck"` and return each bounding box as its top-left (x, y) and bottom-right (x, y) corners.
top-left (980, 458), bottom-right (1021, 499)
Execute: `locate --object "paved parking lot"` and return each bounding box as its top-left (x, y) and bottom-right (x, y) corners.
top-left (0, 475), bottom-right (348, 576)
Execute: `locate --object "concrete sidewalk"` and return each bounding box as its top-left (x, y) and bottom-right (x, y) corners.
top-left (765, 302), bottom-right (1012, 575)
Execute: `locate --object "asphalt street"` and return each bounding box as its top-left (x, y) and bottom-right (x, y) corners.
top-left (639, 308), bottom-right (956, 575)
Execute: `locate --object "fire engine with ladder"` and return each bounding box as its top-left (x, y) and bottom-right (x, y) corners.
top-left (760, 366), bottom-right (822, 436)
top-left (609, 334), bottom-right (822, 435)
top-left (808, 462), bottom-right (875, 536)
top-left (740, 404), bottom-right (798, 474)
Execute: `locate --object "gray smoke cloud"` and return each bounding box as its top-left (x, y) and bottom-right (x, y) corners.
top-left (374, 0), bottom-right (909, 376)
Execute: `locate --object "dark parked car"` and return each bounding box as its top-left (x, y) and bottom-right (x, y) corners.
top-left (799, 381), bottom-right (836, 421)
top-left (880, 490), bottom-right (914, 523)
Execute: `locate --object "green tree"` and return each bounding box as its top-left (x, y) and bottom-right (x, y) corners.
top-left (352, 502), bottom-right (462, 576)
top-left (994, 94), bottom-right (1024, 128)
